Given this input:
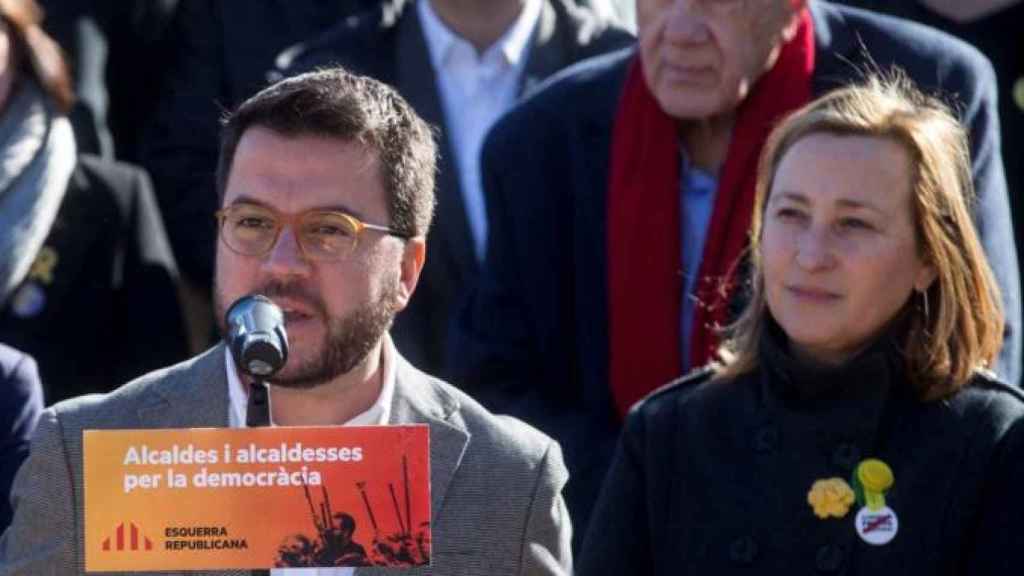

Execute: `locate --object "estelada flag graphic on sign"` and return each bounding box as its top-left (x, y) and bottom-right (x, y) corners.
top-left (83, 425), bottom-right (430, 572)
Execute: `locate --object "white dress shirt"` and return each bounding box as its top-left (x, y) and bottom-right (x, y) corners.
top-left (418, 0), bottom-right (542, 261)
top-left (226, 337), bottom-right (397, 575)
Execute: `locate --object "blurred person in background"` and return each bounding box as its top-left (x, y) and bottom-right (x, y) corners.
top-left (278, 0), bottom-right (633, 377)
top-left (0, 343), bottom-right (41, 533)
top-left (138, 0), bottom-right (388, 342)
top-left (836, 1), bottom-right (1020, 206)
top-left (36, 0), bottom-right (180, 162)
top-left (0, 0), bottom-right (187, 403)
top-left (580, 75), bottom-right (1024, 576)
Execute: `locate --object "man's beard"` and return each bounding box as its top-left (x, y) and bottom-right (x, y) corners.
top-left (216, 279), bottom-right (400, 389)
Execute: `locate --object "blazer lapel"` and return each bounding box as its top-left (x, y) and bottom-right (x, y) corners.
top-left (395, 8), bottom-right (476, 278)
top-left (136, 345), bottom-right (231, 428)
top-left (574, 52), bottom-right (631, 399)
top-left (386, 354), bottom-right (470, 529)
top-left (131, 345), bottom-right (247, 575)
top-left (352, 354), bottom-right (468, 575)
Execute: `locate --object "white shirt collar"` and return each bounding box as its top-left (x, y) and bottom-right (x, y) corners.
top-left (226, 337), bottom-right (396, 428)
top-left (418, 0), bottom-right (542, 70)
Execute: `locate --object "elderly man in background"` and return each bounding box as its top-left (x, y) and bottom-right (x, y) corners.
top-left (451, 0), bottom-right (1020, 545)
top-left (0, 344), bottom-right (41, 533)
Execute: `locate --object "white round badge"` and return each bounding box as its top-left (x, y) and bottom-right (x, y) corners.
top-left (855, 506), bottom-right (898, 546)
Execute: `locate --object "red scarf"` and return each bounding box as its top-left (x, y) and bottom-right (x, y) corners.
top-left (607, 10), bottom-right (815, 419)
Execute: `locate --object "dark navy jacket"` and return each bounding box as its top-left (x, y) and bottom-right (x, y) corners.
top-left (0, 344), bottom-right (42, 532)
top-left (450, 0), bottom-right (1021, 545)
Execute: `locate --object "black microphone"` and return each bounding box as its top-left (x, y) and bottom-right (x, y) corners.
top-left (225, 294), bottom-right (289, 379)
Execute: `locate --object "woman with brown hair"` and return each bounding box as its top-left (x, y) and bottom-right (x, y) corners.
top-left (578, 75), bottom-right (1024, 575)
top-left (0, 0), bottom-right (188, 403)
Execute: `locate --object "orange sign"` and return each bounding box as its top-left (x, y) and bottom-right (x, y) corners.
top-left (83, 426), bottom-right (430, 572)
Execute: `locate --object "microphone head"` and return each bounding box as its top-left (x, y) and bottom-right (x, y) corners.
top-left (225, 294), bottom-right (289, 378)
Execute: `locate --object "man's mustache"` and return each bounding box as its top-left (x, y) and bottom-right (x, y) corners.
top-left (259, 281), bottom-right (327, 317)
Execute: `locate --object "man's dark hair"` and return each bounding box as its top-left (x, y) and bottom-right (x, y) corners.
top-left (216, 67), bottom-right (437, 237)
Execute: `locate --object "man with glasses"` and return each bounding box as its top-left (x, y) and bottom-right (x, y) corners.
top-left (2, 68), bottom-right (572, 575)
top-left (451, 0), bottom-right (1020, 548)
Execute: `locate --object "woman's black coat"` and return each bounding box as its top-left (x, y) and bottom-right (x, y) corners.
top-left (580, 325), bottom-right (1024, 575)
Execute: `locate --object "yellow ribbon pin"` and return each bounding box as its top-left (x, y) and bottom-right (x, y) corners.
top-left (855, 459), bottom-right (894, 511)
top-left (27, 247), bottom-right (59, 285)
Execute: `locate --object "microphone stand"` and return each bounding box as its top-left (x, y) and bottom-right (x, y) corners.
top-left (226, 294), bottom-right (286, 575)
top-left (246, 380), bottom-right (272, 427)
top-left (247, 380), bottom-right (271, 576)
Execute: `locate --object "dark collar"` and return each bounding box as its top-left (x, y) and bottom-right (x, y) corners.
top-left (760, 316), bottom-right (902, 404)
top-left (755, 315), bottom-right (909, 439)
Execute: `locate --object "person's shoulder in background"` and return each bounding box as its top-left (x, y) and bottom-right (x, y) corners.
top-left (0, 344), bottom-right (43, 532)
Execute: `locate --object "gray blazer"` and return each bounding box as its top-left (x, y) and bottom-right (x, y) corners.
top-left (0, 345), bottom-right (571, 575)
